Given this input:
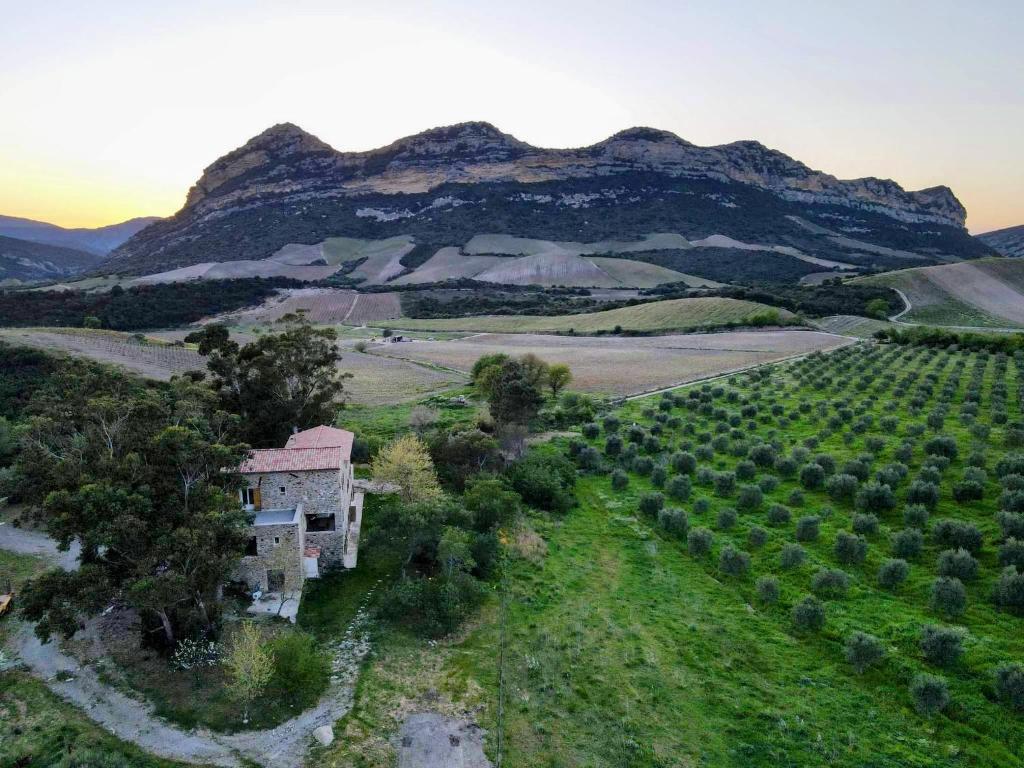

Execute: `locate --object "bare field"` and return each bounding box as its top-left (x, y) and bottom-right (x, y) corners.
top-left (372, 329), bottom-right (851, 396)
top-left (343, 293), bottom-right (404, 325)
top-left (210, 289), bottom-right (401, 326)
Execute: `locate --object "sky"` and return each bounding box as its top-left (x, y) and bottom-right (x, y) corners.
top-left (1, 0), bottom-right (1021, 233)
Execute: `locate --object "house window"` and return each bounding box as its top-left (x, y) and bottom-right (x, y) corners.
top-left (242, 488), bottom-right (257, 506)
top-left (306, 514), bottom-right (335, 532)
top-left (273, 536), bottom-right (281, 546)
top-left (279, 486), bottom-right (286, 495)
top-left (245, 537), bottom-right (258, 556)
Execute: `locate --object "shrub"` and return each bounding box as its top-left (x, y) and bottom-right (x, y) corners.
top-left (855, 482), bottom-right (896, 514)
top-left (767, 504), bottom-right (792, 526)
top-left (792, 595), bottom-right (826, 632)
top-left (720, 546), bottom-right (751, 577)
top-left (835, 531), bottom-right (868, 565)
top-left (582, 422), bottom-right (600, 439)
top-left (748, 526), bottom-right (768, 548)
top-left (714, 471), bottom-right (736, 497)
top-left (633, 456), bottom-right (654, 476)
top-left (687, 528), bottom-right (714, 557)
top-left (693, 497), bottom-right (711, 515)
top-left (671, 451), bottom-right (697, 474)
top-left (795, 516), bottom-right (820, 542)
top-left (929, 576), bottom-right (967, 617)
top-left (952, 481), bottom-right (984, 503)
top-left (998, 538), bottom-right (1024, 569)
top-left (876, 462), bottom-right (908, 487)
top-left (937, 548), bottom-right (979, 581)
top-left (666, 474), bottom-right (692, 502)
top-left (998, 511), bottom-right (1024, 540)
top-left (716, 507), bottom-right (738, 530)
top-left (509, 450), bottom-right (576, 513)
top-left (604, 434), bottom-right (623, 457)
top-left (907, 480), bottom-right (941, 509)
top-left (826, 473), bottom-right (859, 502)
top-left (787, 489), bottom-right (805, 507)
top-left (737, 484), bottom-right (764, 511)
top-left (603, 415), bottom-right (620, 433)
top-left (266, 632), bottom-right (332, 710)
top-left (800, 463), bottom-right (826, 490)
top-left (638, 492), bottom-right (665, 518)
top-left (643, 435), bottom-right (661, 455)
top-left (845, 631), bottom-right (885, 674)
top-left (657, 507), bottom-right (689, 539)
top-left (626, 424), bottom-right (646, 444)
top-left (812, 568), bottom-right (850, 598)
top-left (920, 625), bottom-right (966, 667)
top-left (932, 519), bottom-right (983, 554)
top-left (994, 663), bottom-right (1024, 711)
top-left (878, 558), bottom-right (909, 589)
top-left (735, 459), bottom-right (757, 481)
top-left (813, 453), bottom-right (836, 474)
top-left (925, 435), bottom-right (959, 459)
top-left (843, 460), bottom-right (871, 482)
top-left (650, 466), bottom-right (667, 488)
top-left (749, 443), bottom-right (778, 468)
top-left (994, 566), bottom-right (1024, 614)
top-left (611, 469), bottom-right (629, 491)
top-left (892, 529), bottom-right (924, 560)
top-left (758, 474), bottom-right (780, 493)
top-left (576, 446), bottom-right (603, 472)
top-left (775, 457), bottom-right (798, 478)
top-left (910, 674), bottom-right (950, 716)
top-left (903, 504), bottom-right (929, 529)
top-left (1001, 489), bottom-right (1024, 513)
top-left (756, 576), bottom-right (780, 604)
top-left (780, 543), bottom-right (806, 569)
top-left (852, 513), bottom-right (880, 536)
top-left (696, 466), bottom-right (715, 486)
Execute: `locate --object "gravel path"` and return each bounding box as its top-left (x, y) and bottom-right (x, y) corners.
top-left (0, 520), bottom-right (80, 571)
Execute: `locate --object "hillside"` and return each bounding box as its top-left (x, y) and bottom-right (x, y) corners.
top-left (102, 122), bottom-right (993, 278)
top-left (0, 234), bottom-right (100, 283)
top-left (858, 257), bottom-right (1024, 328)
top-left (978, 224), bottom-right (1024, 258)
top-left (0, 214), bottom-right (158, 255)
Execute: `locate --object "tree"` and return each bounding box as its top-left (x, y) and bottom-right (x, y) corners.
top-left (186, 319), bottom-right (349, 447)
top-left (225, 622), bottom-right (274, 724)
top-left (547, 364), bottom-right (572, 397)
top-left (487, 358), bottom-right (544, 428)
top-left (845, 631), bottom-right (885, 674)
top-left (910, 673), bottom-right (950, 716)
top-left (866, 298), bottom-right (889, 319)
top-left (372, 434), bottom-right (442, 504)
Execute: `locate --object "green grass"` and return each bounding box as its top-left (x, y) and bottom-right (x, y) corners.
top-left (387, 297), bottom-right (796, 334)
top-left (338, 386), bottom-right (482, 449)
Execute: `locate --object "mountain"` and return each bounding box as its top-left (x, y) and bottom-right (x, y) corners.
top-left (0, 234), bottom-right (100, 283)
top-left (978, 224), bottom-right (1024, 258)
top-left (104, 122), bottom-right (992, 276)
top-left (0, 214), bottom-right (159, 256)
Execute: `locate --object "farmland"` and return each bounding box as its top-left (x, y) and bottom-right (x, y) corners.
top-left (860, 258), bottom-right (1024, 329)
top-left (329, 341), bottom-right (1024, 768)
top-left (220, 288), bottom-right (402, 326)
top-left (372, 330), bottom-right (852, 396)
top-left (386, 296), bottom-right (794, 334)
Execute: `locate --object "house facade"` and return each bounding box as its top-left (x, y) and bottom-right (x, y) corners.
top-left (233, 425), bottom-right (363, 597)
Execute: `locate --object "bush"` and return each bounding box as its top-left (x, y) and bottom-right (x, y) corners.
top-left (714, 471), bottom-right (736, 497)
top-left (826, 473), bottom-right (859, 502)
top-left (812, 568), bottom-right (850, 598)
top-left (937, 548), bottom-right (979, 581)
top-left (920, 625), bottom-right (966, 667)
top-left (775, 456), bottom-right (797, 478)
top-left (994, 663), bottom-right (1024, 711)
top-left (582, 422), bottom-right (600, 439)
top-left (735, 459), bottom-right (757, 481)
top-left (603, 415), bottom-right (620, 433)
top-left (907, 480), bottom-right (941, 509)
top-left (780, 543), bottom-right (806, 569)
top-left (767, 504), bottom-right (791, 526)
top-left (813, 453), bottom-right (836, 474)
top-left (795, 515), bottom-right (820, 542)
top-left (910, 674), bottom-right (950, 716)
top-left (787, 489), bottom-right (805, 507)
top-left (737, 484), bottom-right (764, 511)
top-left (995, 566), bottom-right (1024, 614)
top-left (666, 474), bottom-right (691, 501)
top-left (509, 450), bottom-right (576, 513)
top-left (998, 538), bottom-right (1024, 569)
top-left (605, 435), bottom-right (623, 457)
top-left (952, 480), bottom-right (984, 503)
top-left (930, 576), bottom-right (967, 617)
top-left (657, 507), bottom-right (689, 539)
top-left (696, 466), bottom-right (715, 486)
top-left (834, 531), bottom-right (868, 565)
top-left (845, 631), bottom-right (885, 674)
top-left (719, 546), bottom-right (751, 577)
top-left (611, 469), bottom-right (629, 491)
top-left (266, 631), bottom-right (331, 709)
top-left (855, 482), bottom-right (896, 513)
top-left (671, 451), bottom-right (697, 474)
top-left (842, 460), bottom-right (871, 483)
top-left (852, 513), bottom-right (880, 536)
top-left (749, 443), bottom-right (778, 468)
top-left (687, 528), bottom-right (714, 557)
top-left (878, 558), bottom-right (909, 589)
top-left (892, 528), bottom-right (924, 560)
top-left (633, 456), bottom-right (654, 476)
top-left (576, 446), bottom-right (603, 472)
top-left (650, 466), bottom-right (667, 488)
top-left (925, 435), bottom-right (959, 459)
top-left (756, 576), bottom-right (780, 604)
top-left (758, 474), bottom-right (780, 493)
top-left (716, 507), bottom-right (738, 530)
top-left (800, 463), bottom-right (826, 490)
top-left (792, 595), bottom-right (826, 632)
top-left (748, 526), bottom-right (768, 548)
top-left (903, 504), bottom-right (929, 529)
top-left (638, 492), bottom-right (665, 518)
top-left (932, 519), bottom-right (983, 554)
top-left (998, 511), bottom-right (1024, 540)
top-left (1000, 489), bottom-right (1024, 513)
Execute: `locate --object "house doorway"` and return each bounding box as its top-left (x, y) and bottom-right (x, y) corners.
top-left (267, 570), bottom-right (285, 592)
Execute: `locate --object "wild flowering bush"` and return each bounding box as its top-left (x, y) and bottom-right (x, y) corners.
top-left (172, 637), bottom-right (221, 671)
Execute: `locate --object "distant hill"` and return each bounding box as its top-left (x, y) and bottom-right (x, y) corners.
top-left (978, 224), bottom-right (1024, 258)
top-left (0, 234), bottom-right (100, 283)
top-left (103, 122), bottom-right (993, 280)
top-left (0, 214), bottom-right (159, 256)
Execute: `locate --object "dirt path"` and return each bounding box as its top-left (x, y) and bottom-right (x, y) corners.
top-left (889, 288), bottom-right (912, 321)
top-left (0, 520), bottom-right (80, 571)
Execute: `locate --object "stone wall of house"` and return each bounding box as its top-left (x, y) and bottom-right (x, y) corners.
top-left (234, 518), bottom-right (305, 593)
top-left (305, 529), bottom-right (345, 571)
top-left (242, 466), bottom-right (352, 526)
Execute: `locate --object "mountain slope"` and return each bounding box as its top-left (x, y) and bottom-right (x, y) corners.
top-left (0, 234), bottom-right (101, 282)
top-left (0, 215), bottom-right (159, 256)
top-left (104, 122), bottom-right (992, 276)
top-left (978, 224), bottom-right (1024, 258)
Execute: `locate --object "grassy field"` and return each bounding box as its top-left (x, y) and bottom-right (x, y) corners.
top-left (382, 297), bottom-right (795, 334)
top-left (814, 314), bottom-right (893, 338)
top-left (859, 259), bottom-right (1024, 328)
top-left (324, 341), bottom-right (1024, 767)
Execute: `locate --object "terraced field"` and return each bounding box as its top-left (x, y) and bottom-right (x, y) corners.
top-left (814, 315), bottom-right (893, 338)
top-left (387, 297), bottom-right (793, 334)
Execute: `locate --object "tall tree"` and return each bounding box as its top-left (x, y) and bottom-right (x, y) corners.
top-left (487, 358), bottom-right (544, 428)
top-left (372, 434), bottom-right (442, 504)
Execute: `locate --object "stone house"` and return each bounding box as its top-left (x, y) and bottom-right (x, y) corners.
top-left (233, 426), bottom-right (363, 601)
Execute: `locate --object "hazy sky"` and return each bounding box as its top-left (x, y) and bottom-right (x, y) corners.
top-left (1, 0), bottom-right (1021, 232)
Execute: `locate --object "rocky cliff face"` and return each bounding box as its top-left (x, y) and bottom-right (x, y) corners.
top-left (105, 121), bottom-right (985, 275)
top-left (978, 225), bottom-right (1024, 258)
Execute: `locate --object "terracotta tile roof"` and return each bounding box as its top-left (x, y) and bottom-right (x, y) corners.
top-left (284, 425), bottom-right (354, 458)
top-left (238, 447), bottom-right (342, 474)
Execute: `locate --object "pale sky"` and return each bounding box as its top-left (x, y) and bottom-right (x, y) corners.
top-left (1, 0), bottom-right (1021, 233)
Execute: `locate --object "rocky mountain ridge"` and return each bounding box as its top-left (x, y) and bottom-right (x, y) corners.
top-left (0, 214), bottom-right (159, 256)
top-left (978, 224), bottom-right (1024, 258)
